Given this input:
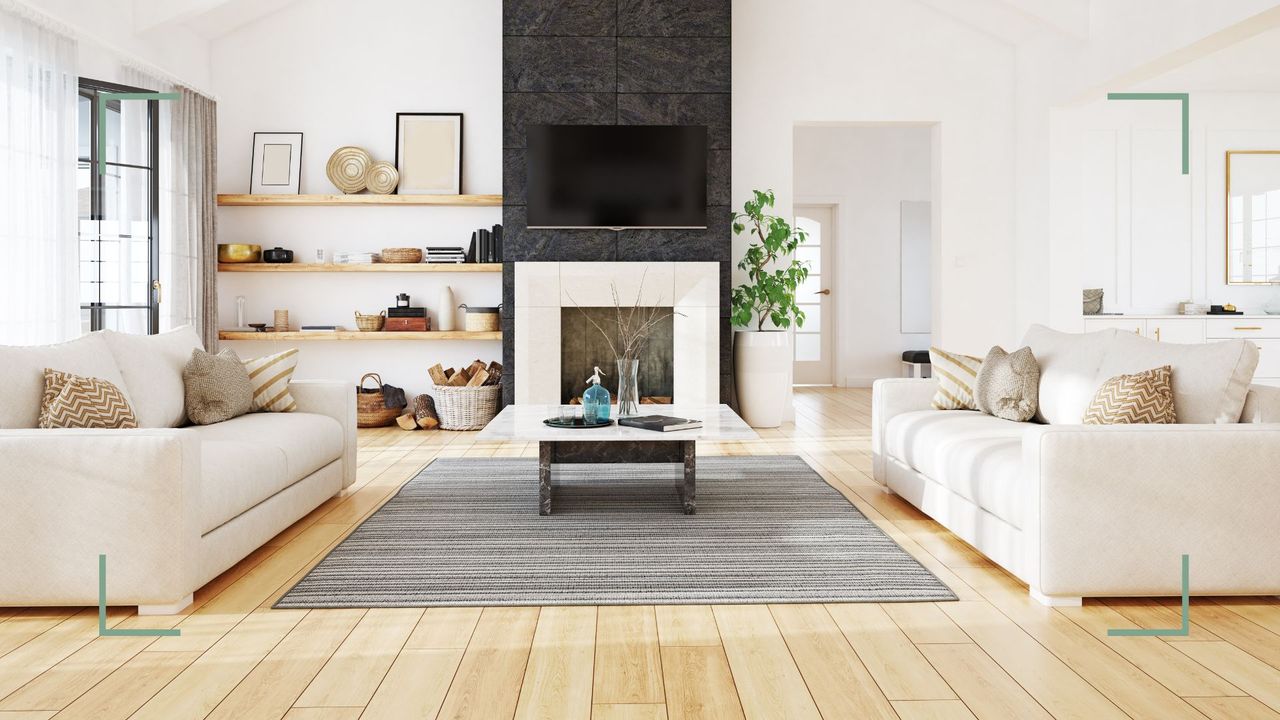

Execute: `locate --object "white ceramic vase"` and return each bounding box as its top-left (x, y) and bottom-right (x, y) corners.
top-left (733, 330), bottom-right (790, 427)
top-left (437, 286), bottom-right (455, 331)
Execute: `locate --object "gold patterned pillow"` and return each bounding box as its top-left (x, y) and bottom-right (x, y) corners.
top-left (242, 348), bottom-right (299, 412)
top-left (929, 346), bottom-right (983, 410)
top-left (1083, 365), bottom-right (1176, 425)
top-left (38, 368), bottom-right (138, 429)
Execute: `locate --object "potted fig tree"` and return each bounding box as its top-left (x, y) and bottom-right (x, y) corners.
top-left (731, 190), bottom-right (809, 427)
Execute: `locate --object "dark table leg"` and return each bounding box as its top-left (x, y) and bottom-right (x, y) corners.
top-left (680, 440), bottom-right (696, 514)
top-left (539, 441), bottom-right (553, 516)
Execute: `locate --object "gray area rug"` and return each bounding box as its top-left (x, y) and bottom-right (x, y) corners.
top-left (275, 455), bottom-right (957, 607)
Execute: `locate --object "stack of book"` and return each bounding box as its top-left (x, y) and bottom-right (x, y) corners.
top-left (299, 325), bottom-right (340, 333)
top-left (467, 224), bottom-right (503, 263)
top-left (334, 251), bottom-right (380, 264)
top-left (425, 246), bottom-right (467, 264)
top-left (386, 306), bottom-right (428, 331)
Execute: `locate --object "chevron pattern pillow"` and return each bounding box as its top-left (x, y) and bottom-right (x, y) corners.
top-left (38, 368), bottom-right (138, 429)
top-left (1083, 365), bottom-right (1176, 425)
top-left (929, 346), bottom-right (983, 410)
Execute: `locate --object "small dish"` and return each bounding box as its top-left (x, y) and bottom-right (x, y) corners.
top-left (543, 417), bottom-right (612, 429)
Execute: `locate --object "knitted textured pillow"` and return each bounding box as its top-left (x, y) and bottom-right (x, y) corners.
top-left (975, 345), bottom-right (1040, 422)
top-left (929, 346), bottom-right (983, 410)
top-left (1083, 365), bottom-right (1177, 425)
top-left (38, 368), bottom-right (138, 429)
top-left (184, 348), bottom-right (254, 425)
top-left (243, 348), bottom-right (299, 412)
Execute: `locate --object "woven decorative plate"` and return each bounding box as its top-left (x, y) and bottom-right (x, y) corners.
top-left (326, 146), bottom-right (372, 194)
top-left (365, 161), bottom-right (399, 194)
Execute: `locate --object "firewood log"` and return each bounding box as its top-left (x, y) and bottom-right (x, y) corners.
top-left (445, 368), bottom-right (470, 386)
top-left (396, 413), bottom-right (419, 431)
top-left (466, 368), bottom-right (489, 387)
top-left (427, 364), bottom-right (449, 385)
top-left (413, 394), bottom-right (439, 429)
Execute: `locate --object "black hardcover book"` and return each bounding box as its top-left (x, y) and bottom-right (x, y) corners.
top-left (387, 307), bottom-right (427, 318)
top-left (480, 229), bottom-right (492, 263)
top-left (492, 224), bottom-right (503, 263)
top-left (617, 415), bottom-right (703, 432)
top-left (467, 232), bottom-right (478, 263)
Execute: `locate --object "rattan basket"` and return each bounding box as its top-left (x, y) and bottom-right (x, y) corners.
top-left (381, 247), bottom-right (423, 264)
top-left (355, 310), bottom-right (385, 332)
top-left (432, 383), bottom-right (502, 430)
top-left (357, 372), bottom-right (403, 427)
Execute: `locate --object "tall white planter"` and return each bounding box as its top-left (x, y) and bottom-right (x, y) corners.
top-left (733, 330), bottom-right (790, 427)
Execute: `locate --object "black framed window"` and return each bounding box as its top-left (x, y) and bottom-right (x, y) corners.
top-left (77, 78), bottom-right (160, 335)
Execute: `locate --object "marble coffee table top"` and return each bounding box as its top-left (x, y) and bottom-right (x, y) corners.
top-left (477, 404), bottom-right (758, 442)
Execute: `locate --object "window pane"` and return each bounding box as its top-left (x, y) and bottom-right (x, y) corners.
top-left (795, 334), bottom-right (821, 362)
top-left (796, 246), bottom-right (820, 271)
top-left (101, 165), bottom-right (151, 226)
top-left (100, 308), bottom-right (150, 335)
top-left (798, 274), bottom-right (821, 297)
top-left (797, 303), bottom-right (820, 327)
top-left (77, 162), bottom-right (92, 218)
top-left (103, 98), bottom-right (150, 167)
top-left (796, 216), bottom-right (821, 245)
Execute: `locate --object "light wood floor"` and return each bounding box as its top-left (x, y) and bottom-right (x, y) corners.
top-left (3, 387), bottom-right (1279, 719)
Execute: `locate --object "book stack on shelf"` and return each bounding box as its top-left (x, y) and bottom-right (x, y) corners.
top-left (300, 325), bottom-right (340, 333)
top-left (334, 251), bottom-right (380, 264)
top-left (468, 224), bottom-right (503, 263)
top-left (425, 246), bottom-right (467, 264)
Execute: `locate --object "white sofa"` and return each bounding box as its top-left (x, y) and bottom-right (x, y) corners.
top-left (873, 324), bottom-right (1280, 606)
top-left (0, 328), bottom-right (355, 614)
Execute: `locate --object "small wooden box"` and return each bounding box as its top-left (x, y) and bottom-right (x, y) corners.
top-left (385, 316), bottom-right (429, 332)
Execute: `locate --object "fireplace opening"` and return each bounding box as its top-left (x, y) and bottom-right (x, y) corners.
top-left (560, 307), bottom-right (674, 404)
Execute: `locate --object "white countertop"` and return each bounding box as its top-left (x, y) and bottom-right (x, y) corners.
top-left (1085, 314), bottom-right (1280, 319)
top-left (476, 404), bottom-right (759, 442)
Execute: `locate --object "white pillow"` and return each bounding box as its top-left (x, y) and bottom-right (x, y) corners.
top-left (0, 333), bottom-right (131, 429)
top-left (1094, 331), bottom-right (1258, 424)
top-left (102, 326), bottom-right (204, 428)
top-left (1021, 324), bottom-right (1116, 424)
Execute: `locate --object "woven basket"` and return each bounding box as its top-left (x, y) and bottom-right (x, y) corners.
top-left (355, 310), bottom-right (385, 332)
top-left (357, 372), bottom-right (403, 428)
top-left (433, 383), bottom-right (502, 430)
top-left (381, 247), bottom-right (423, 264)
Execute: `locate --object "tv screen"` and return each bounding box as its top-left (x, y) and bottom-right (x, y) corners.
top-left (527, 124), bottom-right (707, 229)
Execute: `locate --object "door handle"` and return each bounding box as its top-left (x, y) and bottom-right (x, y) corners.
top-left (815, 289), bottom-right (831, 296)
top-left (153, 279), bottom-right (162, 304)
top-left (1155, 327), bottom-right (1161, 342)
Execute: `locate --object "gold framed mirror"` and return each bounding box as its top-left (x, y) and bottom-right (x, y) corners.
top-left (1226, 150), bottom-right (1280, 284)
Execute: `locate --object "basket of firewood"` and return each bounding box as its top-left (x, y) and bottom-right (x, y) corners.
top-left (427, 360), bottom-right (503, 430)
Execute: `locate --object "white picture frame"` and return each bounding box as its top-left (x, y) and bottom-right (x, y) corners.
top-left (395, 113), bottom-right (462, 195)
top-left (250, 132), bottom-right (303, 194)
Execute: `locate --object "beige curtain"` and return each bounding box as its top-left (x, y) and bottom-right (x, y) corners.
top-left (176, 88), bottom-right (218, 350)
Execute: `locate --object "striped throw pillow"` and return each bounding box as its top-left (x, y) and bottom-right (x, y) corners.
top-left (1083, 365), bottom-right (1176, 424)
top-left (929, 347), bottom-right (983, 410)
top-left (242, 348), bottom-right (299, 412)
top-left (39, 368), bottom-right (138, 429)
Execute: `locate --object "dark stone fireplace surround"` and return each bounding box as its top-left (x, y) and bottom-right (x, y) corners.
top-left (501, 0), bottom-right (732, 407)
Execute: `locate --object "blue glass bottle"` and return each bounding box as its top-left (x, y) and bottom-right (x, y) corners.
top-left (583, 366), bottom-right (611, 423)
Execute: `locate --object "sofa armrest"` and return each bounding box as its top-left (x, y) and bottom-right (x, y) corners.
top-left (0, 429), bottom-right (201, 606)
top-left (1241, 383), bottom-right (1280, 423)
top-left (290, 380), bottom-right (356, 489)
top-left (871, 378), bottom-right (938, 483)
top-left (1022, 423), bottom-right (1280, 597)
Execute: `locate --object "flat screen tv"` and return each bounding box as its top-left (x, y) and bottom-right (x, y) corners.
top-left (527, 124), bottom-right (707, 229)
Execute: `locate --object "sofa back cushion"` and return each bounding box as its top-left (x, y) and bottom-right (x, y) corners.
top-left (0, 332), bottom-right (131, 428)
top-left (1093, 331), bottom-right (1258, 424)
top-left (102, 326), bottom-right (203, 427)
top-left (1021, 324), bottom-right (1116, 424)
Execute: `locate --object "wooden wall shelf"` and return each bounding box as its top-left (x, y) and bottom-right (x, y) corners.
top-left (218, 263), bottom-right (502, 273)
top-left (216, 194), bottom-right (502, 207)
top-left (219, 330), bottom-right (502, 341)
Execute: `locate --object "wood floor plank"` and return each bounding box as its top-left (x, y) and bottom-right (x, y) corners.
top-left (129, 609), bottom-right (307, 720)
top-left (0, 711), bottom-right (56, 719)
top-left (919, 644), bottom-right (1051, 720)
top-left (514, 606), bottom-right (596, 720)
top-left (294, 607), bottom-right (422, 708)
top-left (0, 610), bottom-right (75, 660)
top-left (1173, 642), bottom-right (1280, 713)
top-left (824, 603), bottom-right (954, 701)
top-left (1215, 598), bottom-right (1280, 636)
top-left (362, 648), bottom-right (463, 720)
top-left (891, 699), bottom-right (979, 720)
top-left (1187, 696), bottom-right (1280, 720)
top-left (881, 603), bottom-right (970, 644)
top-left (655, 606), bottom-right (721, 647)
top-left (594, 606), bottom-right (664, 705)
top-left (0, 609), bottom-right (124, 702)
top-left (282, 708), bottom-right (363, 720)
top-left (592, 704), bottom-right (669, 720)
top-left (52, 650), bottom-right (201, 720)
top-left (769, 604), bottom-right (896, 719)
top-left (711, 605), bottom-right (821, 720)
top-left (1104, 599), bottom-right (1221, 641)
top-left (660, 646), bottom-right (744, 720)
top-left (406, 607), bottom-right (483, 650)
top-left (1163, 601), bottom-right (1280, 671)
top-left (436, 607), bottom-right (539, 720)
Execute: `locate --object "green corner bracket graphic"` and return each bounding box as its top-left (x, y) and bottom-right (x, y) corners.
top-left (1107, 554), bottom-right (1190, 637)
top-left (95, 92), bottom-right (180, 176)
top-left (98, 555), bottom-right (181, 637)
top-left (1106, 92), bottom-right (1189, 175)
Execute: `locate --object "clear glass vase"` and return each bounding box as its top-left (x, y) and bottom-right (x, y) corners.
top-left (616, 357), bottom-right (640, 417)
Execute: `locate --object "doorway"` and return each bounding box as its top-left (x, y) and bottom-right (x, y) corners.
top-left (793, 204), bottom-right (835, 385)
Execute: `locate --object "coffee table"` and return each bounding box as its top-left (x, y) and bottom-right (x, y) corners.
top-left (477, 404), bottom-right (757, 515)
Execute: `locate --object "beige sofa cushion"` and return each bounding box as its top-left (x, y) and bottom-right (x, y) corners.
top-left (0, 333), bottom-right (131, 429)
top-left (1093, 331), bottom-right (1258, 424)
top-left (102, 326), bottom-right (203, 428)
top-left (884, 410), bottom-right (1028, 528)
top-left (193, 412), bottom-right (344, 534)
top-left (1021, 324), bottom-right (1116, 424)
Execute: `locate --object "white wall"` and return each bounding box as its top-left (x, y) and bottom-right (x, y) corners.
top-left (793, 125), bottom-right (932, 386)
top-left (210, 0), bottom-right (501, 399)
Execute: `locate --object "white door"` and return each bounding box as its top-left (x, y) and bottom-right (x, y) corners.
top-left (793, 205), bottom-right (835, 385)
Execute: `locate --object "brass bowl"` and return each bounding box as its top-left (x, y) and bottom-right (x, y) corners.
top-left (218, 243), bottom-right (262, 263)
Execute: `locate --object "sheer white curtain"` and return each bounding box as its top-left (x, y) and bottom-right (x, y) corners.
top-left (0, 5), bottom-right (78, 345)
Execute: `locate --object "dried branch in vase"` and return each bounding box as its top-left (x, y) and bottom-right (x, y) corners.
top-left (565, 268), bottom-right (684, 359)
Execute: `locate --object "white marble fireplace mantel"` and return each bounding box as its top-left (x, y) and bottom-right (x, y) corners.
top-left (513, 261), bottom-right (720, 406)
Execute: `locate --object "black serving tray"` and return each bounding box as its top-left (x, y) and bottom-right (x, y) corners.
top-left (543, 417), bottom-right (613, 429)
